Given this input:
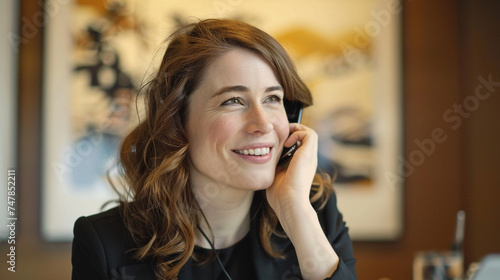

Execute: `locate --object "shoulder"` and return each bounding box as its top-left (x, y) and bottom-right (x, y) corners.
top-left (74, 206), bottom-right (130, 250)
top-left (73, 205), bottom-right (136, 257)
top-left (72, 206), bottom-right (154, 279)
top-left (74, 206), bottom-right (125, 238)
top-left (316, 192), bottom-right (358, 278)
top-left (316, 191), bottom-right (340, 220)
top-left (312, 191), bottom-right (353, 247)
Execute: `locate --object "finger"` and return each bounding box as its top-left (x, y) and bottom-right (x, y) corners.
top-left (288, 123), bottom-right (310, 133)
top-left (284, 128), bottom-right (316, 148)
top-left (284, 123), bottom-right (308, 146)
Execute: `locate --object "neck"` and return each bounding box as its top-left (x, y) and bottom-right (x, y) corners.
top-left (193, 187), bottom-right (254, 249)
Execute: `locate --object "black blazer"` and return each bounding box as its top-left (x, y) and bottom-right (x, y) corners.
top-left (71, 192), bottom-right (357, 279)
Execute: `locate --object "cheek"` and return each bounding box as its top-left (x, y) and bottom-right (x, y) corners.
top-left (275, 114), bottom-right (290, 143)
top-left (191, 116), bottom-right (237, 152)
top-left (206, 117), bottom-right (236, 145)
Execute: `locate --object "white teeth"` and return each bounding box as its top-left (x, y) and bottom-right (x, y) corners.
top-left (236, 147), bottom-right (270, 156)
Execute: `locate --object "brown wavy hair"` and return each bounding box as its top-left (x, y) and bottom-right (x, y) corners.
top-left (118, 18), bottom-right (333, 279)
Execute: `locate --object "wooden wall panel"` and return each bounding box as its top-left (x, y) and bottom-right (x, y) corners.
top-left (459, 0), bottom-right (500, 267)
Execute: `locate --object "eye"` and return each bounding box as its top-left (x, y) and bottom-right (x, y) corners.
top-left (221, 97), bottom-right (244, 106)
top-left (265, 95), bottom-right (282, 103)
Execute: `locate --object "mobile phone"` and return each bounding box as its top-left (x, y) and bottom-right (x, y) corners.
top-left (278, 99), bottom-right (303, 165)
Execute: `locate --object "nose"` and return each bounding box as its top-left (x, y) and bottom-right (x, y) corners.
top-left (245, 105), bottom-right (273, 135)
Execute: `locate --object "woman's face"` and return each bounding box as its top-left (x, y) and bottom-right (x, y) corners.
top-left (186, 48), bottom-right (289, 193)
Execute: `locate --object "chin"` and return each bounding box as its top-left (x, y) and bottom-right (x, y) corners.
top-left (235, 174), bottom-right (275, 191)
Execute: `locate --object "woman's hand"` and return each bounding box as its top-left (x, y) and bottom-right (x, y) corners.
top-left (266, 124), bottom-right (339, 280)
top-left (266, 123), bottom-right (318, 217)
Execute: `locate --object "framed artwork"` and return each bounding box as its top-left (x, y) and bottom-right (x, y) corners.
top-left (42, 0), bottom-right (403, 241)
top-left (0, 0), bottom-right (18, 240)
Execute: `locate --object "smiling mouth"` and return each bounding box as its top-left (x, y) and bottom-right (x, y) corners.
top-left (233, 147), bottom-right (271, 156)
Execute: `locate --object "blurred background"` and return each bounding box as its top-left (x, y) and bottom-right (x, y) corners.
top-left (1, 0), bottom-right (499, 279)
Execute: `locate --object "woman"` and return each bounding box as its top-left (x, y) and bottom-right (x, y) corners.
top-left (72, 18), bottom-right (357, 280)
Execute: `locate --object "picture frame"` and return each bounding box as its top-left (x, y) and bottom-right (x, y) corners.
top-left (42, 0), bottom-right (403, 241)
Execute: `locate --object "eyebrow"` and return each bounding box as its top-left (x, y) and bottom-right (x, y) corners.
top-left (265, 86), bottom-right (284, 93)
top-left (212, 85), bottom-right (283, 97)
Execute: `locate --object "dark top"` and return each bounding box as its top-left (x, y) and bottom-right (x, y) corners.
top-left (71, 192), bottom-right (357, 279)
